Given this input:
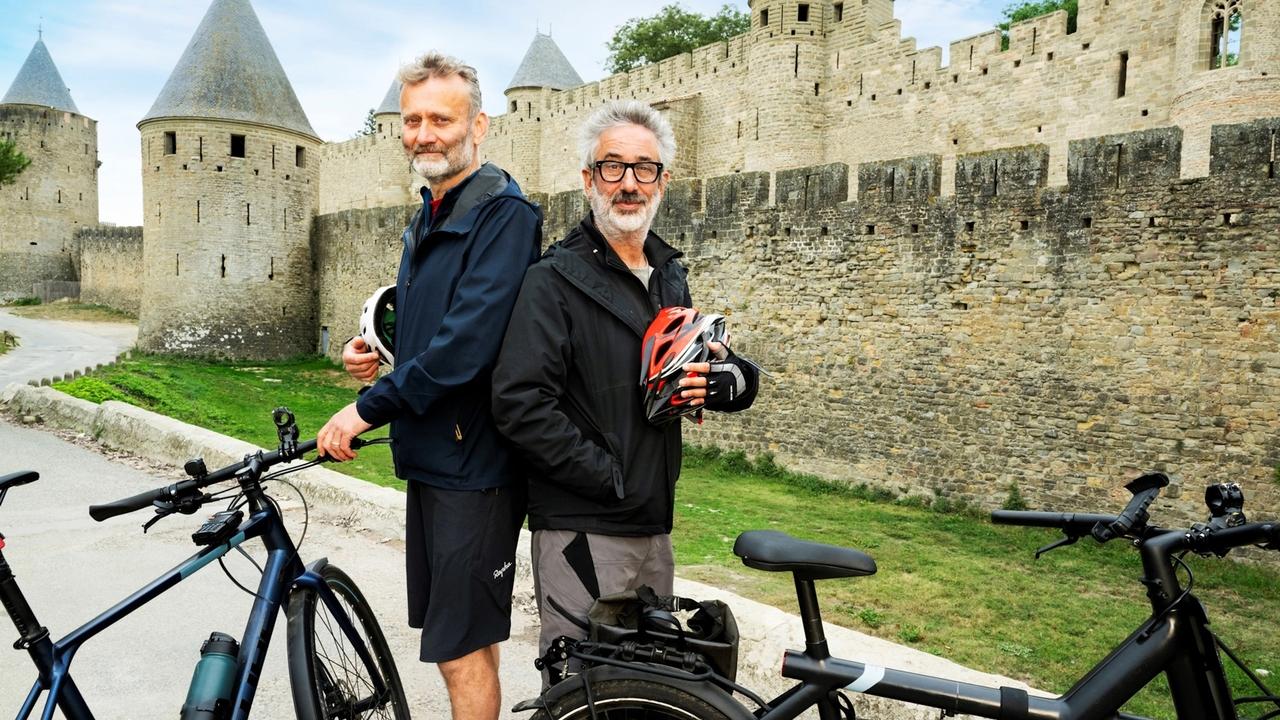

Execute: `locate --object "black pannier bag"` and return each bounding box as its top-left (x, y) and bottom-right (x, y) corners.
top-left (586, 585), bottom-right (740, 681)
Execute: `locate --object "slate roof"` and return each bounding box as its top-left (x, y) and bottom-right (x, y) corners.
top-left (139, 0), bottom-right (317, 139)
top-left (1, 38), bottom-right (80, 113)
top-left (375, 79), bottom-right (401, 115)
top-left (506, 33), bottom-right (584, 91)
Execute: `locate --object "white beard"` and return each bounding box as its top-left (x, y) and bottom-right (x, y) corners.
top-left (409, 133), bottom-right (475, 183)
top-left (588, 183), bottom-right (663, 238)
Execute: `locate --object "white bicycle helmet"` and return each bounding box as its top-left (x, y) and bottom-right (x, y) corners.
top-left (359, 285), bottom-right (397, 367)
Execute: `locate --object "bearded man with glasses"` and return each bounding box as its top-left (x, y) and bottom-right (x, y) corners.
top-left (492, 100), bottom-right (759, 685)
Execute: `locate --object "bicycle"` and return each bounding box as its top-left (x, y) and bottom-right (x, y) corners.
top-left (0, 407), bottom-right (410, 720)
top-left (526, 472), bottom-right (1280, 720)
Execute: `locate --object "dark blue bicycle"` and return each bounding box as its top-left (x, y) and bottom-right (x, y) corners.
top-left (0, 408), bottom-right (409, 719)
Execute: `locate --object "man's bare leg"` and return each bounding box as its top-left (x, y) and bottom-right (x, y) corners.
top-left (438, 644), bottom-right (500, 720)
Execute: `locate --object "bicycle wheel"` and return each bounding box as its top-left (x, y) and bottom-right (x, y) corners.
top-left (286, 563), bottom-right (410, 720)
top-left (531, 677), bottom-right (734, 720)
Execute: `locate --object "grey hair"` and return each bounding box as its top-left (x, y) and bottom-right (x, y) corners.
top-left (397, 52), bottom-right (483, 119)
top-left (579, 100), bottom-right (676, 170)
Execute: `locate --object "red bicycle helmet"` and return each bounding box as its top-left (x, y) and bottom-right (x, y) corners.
top-left (640, 307), bottom-right (727, 423)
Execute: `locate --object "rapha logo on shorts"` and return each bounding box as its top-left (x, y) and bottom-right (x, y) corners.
top-left (493, 561), bottom-right (513, 580)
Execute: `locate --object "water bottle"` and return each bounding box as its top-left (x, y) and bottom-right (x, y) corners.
top-left (179, 631), bottom-right (239, 720)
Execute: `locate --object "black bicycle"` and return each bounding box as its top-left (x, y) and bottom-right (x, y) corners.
top-left (0, 408), bottom-right (410, 720)
top-left (527, 473), bottom-right (1280, 720)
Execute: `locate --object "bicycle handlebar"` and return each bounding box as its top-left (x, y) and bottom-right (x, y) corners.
top-left (990, 511), bottom-right (1119, 535)
top-left (87, 436), bottom-right (360, 522)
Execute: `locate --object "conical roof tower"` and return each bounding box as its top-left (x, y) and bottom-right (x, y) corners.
top-left (507, 33), bottom-right (584, 92)
top-left (375, 79), bottom-right (401, 116)
top-left (139, 0), bottom-right (316, 139)
top-left (2, 37), bottom-right (79, 113)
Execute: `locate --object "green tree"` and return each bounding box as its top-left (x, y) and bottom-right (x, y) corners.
top-left (0, 139), bottom-right (31, 187)
top-left (605, 4), bottom-right (751, 74)
top-left (354, 108), bottom-right (376, 138)
top-left (998, 0), bottom-right (1078, 51)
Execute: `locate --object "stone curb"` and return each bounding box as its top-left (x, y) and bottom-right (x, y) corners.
top-left (0, 382), bottom-right (1040, 719)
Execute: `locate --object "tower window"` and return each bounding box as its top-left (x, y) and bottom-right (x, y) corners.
top-left (230, 134), bottom-right (246, 158)
top-left (797, 4), bottom-right (809, 22)
top-left (1117, 52), bottom-right (1129, 97)
top-left (833, 3), bottom-right (843, 21)
top-left (163, 132), bottom-right (176, 155)
top-left (295, 145), bottom-right (306, 167)
top-left (760, 8), bottom-right (769, 27)
top-left (511, 100), bottom-right (518, 112)
top-left (1209, 0), bottom-right (1243, 69)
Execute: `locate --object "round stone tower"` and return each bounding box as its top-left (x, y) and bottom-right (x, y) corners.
top-left (373, 79), bottom-right (422, 205)
top-left (502, 33), bottom-right (584, 189)
top-left (742, 0), bottom-right (829, 173)
top-left (137, 0), bottom-right (320, 359)
top-left (1170, 0), bottom-right (1280, 176)
top-left (0, 35), bottom-right (98, 300)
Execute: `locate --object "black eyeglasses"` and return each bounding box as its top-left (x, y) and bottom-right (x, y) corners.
top-left (593, 160), bottom-right (664, 184)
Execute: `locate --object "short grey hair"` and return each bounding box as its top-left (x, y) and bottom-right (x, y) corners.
top-left (579, 101), bottom-right (676, 170)
top-left (397, 52), bottom-right (483, 119)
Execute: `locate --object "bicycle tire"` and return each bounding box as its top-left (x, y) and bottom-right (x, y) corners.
top-left (531, 677), bottom-right (734, 720)
top-left (286, 563), bottom-right (410, 720)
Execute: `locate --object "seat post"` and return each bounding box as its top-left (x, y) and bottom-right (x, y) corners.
top-left (795, 576), bottom-right (830, 659)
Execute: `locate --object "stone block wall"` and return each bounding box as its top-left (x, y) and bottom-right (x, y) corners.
top-left (78, 225), bottom-right (143, 314)
top-left (0, 104), bottom-right (98, 299)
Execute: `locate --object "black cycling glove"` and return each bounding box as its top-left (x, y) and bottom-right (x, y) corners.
top-left (703, 349), bottom-right (759, 412)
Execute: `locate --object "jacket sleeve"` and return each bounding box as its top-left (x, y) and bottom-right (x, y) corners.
top-left (491, 266), bottom-right (623, 500)
top-left (356, 198), bottom-right (538, 426)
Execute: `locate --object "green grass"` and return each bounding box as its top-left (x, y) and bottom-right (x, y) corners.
top-left (55, 354), bottom-right (400, 489)
top-left (55, 356), bottom-right (1280, 718)
top-left (0, 330), bottom-right (15, 356)
top-left (9, 301), bottom-right (136, 322)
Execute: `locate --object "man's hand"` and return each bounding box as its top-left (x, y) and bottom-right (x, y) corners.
top-left (344, 336), bottom-right (381, 383)
top-left (678, 341), bottom-right (727, 407)
top-left (317, 403), bottom-right (373, 461)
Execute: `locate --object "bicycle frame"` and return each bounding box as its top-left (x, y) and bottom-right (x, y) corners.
top-left (6, 487), bottom-right (387, 720)
top-left (760, 538), bottom-right (1237, 720)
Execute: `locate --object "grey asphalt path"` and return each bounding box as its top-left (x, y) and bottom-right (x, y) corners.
top-left (0, 308), bottom-right (138, 387)
top-left (0, 418), bottom-right (544, 718)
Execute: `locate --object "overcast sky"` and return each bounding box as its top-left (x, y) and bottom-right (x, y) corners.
top-left (1, 0), bottom-right (1007, 226)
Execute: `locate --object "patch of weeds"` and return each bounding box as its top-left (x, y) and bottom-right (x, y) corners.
top-left (897, 625), bottom-right (924, 644)
top-left (1002, 482), bottom-right (1029, 511)
top-left (998, 642), bottom-right (1035, 658)
top-left (857, 608), bottom-right (885, 628)
top-left (57, 376), bottom-right (128, 404)
top-left (753, 452), bottom-right (787, 478)
top-left (7, 297), bottom-right (40, 306)
top-left (718, 450), bottom-right (753, 475)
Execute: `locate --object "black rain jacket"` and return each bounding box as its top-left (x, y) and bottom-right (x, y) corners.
top-left (492, 214), bottom-right (691, 536)
top-left (356, 163), bottom-right (541, 490)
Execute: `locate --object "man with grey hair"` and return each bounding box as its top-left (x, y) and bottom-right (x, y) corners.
top-left (317, 52), bottom-right (541, 719)
top-left (492, 100), bottom-right (758, 682)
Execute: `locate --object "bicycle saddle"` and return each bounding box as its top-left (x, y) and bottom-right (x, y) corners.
top-left (0, 471), bottom-right (38, 493)
top-left (733, 530), bottom-right (877, 580)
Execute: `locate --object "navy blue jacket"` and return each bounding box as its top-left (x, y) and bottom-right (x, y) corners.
top-left (356, 163), bottom-right (541, 489)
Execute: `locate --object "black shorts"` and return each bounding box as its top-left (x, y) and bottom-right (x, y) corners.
top-left (405, 481), bottom-right (525, 663)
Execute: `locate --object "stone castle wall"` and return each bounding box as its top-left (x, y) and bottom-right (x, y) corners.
top-left (0, 104), bottom-right (98, 299)
top-left (316, 112), bottom-right (421, 214)
top-left (77, 225), bottom-right (143, 314)
top-left (136, 118), bottom-right (320, 359)
top-left (310, 117), bottom-right (1280, 520)
top-left (470, 0), bottom-right (1280, 201)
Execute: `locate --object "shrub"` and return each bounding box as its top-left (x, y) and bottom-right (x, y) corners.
top-left (1002, 482), bottom-right (1029, 511)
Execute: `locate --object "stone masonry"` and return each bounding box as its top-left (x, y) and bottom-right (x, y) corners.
top-left (314, 117), bottom-right (1280, 523)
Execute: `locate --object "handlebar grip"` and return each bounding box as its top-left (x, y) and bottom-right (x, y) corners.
top-left (89, 484), bottom-right (178, 522)
top-left (991, 511), bottom-right (1118, 527)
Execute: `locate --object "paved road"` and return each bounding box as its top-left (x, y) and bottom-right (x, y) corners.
top-left (0, 418), bottom-right (544, 718)
top-left (0, 308), bottom-right (137, 388)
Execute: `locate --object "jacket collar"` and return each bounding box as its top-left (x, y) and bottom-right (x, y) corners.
top-left (407, 162), bottom-right (511, 252)
top-left (545, 213), bottom-right (683, 338)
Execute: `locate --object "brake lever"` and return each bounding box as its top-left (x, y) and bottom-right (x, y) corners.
top-left (141, 493), bottom-right (210, 533)
top-left (1035, 534), bottom-right (1080, 559)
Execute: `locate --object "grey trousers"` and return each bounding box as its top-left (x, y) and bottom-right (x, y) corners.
top-left (531, 529), bottom-right (674, 681)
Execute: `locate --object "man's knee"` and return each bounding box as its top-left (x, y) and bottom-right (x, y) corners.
top-left (438, 644), bottom-right (499, 683)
